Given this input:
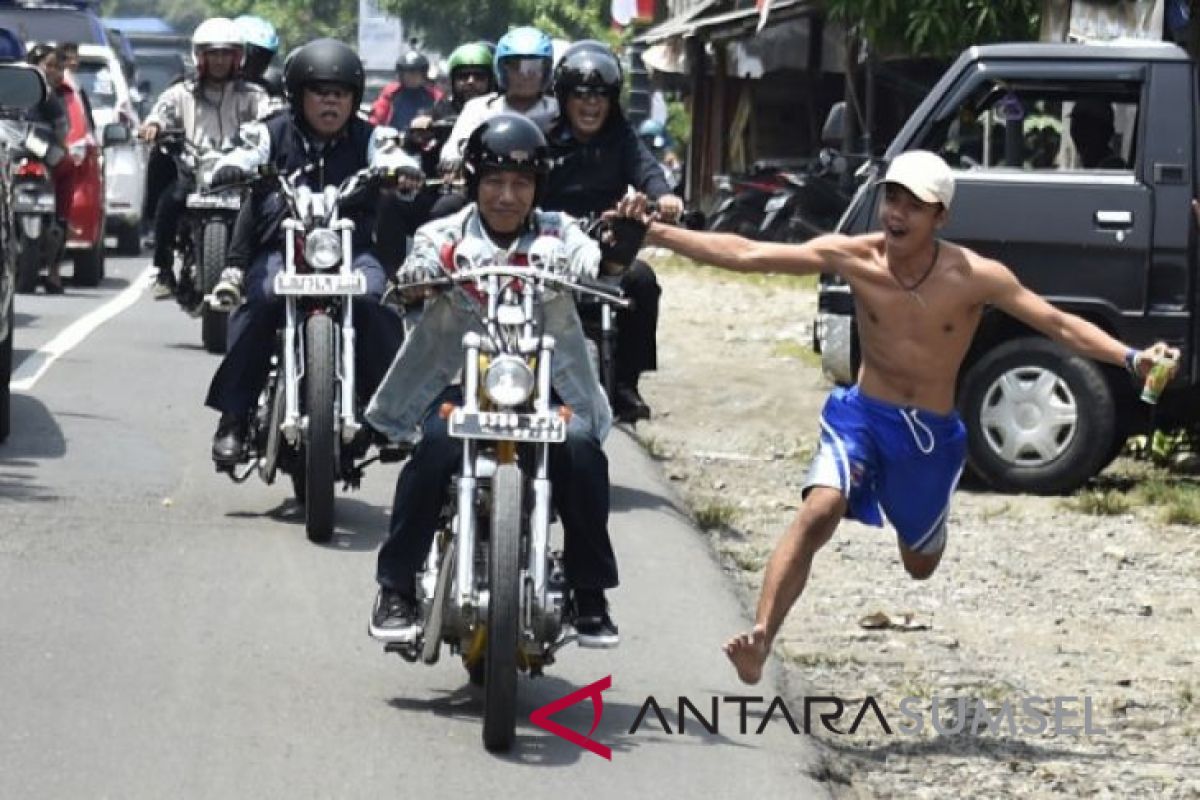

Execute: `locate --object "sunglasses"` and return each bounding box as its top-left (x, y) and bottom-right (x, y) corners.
top-left (570, 85), bottom-right (610, 100)
top-left (307, 83), bottom-right (352, 100)
top-left (456, 70), bottom-right (490, 83)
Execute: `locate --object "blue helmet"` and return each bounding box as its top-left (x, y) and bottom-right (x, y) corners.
top-left (494, 26), bottom-right (552, 92)
top-left (235, 15), bottom-right (280, 53)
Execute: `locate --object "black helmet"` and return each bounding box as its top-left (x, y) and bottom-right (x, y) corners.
top-left (462, 112), bottom-right (552, 203)
top-left (284, 38), bottom-right (365, 109)
top-left (262, 63), bottom-right (284, 98)
top-left (396, 49), bottom-right (429, 74)
top-left (553, 43), bottom-right (623, 115)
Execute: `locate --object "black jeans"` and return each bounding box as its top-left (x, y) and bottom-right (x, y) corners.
top-left (615, 259), bottom-right (661, 384)
top-left (376, 386), bottom-right (618, 597)
top-left (153, 177), bottom-right (191, 271)
top-left (142, 148), bottom-right (176, 234)
top-left (373, 186), bottom-right (439, 273)
top-left (205, 250), bottom-right (404, 416)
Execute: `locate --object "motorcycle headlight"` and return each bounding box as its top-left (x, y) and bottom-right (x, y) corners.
top-left (305, 228), bottom-right (342, 271)
top-left (484, 355), bottom-right (535, 407)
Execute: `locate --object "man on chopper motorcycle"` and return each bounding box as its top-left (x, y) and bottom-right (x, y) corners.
top-left (365, 112), bottom-right (641, 649)
top-left (203, 38), bottom-right (416, 467)
top-left (139, 17), bottom-right (269, 300)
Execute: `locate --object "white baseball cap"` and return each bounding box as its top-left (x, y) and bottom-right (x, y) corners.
top-left (881, 150), bottom-right (955, 209)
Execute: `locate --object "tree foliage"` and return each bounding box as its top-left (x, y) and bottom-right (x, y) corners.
top-left (102, 0), bottom-right (358, 51)
top-left (822, 0), bottom-right (1041, 58)
top-left (378, 0), bottom-right (611, 53)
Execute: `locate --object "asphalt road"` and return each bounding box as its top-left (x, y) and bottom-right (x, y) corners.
top-left (2, 254), bottom-right (832, 799)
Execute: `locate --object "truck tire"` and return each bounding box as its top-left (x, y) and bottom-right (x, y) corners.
top-left (199, 222), bottom-right (229, 354)
top-left (959, 337), bottom-right (1117, 494)
top-left (72, 240), bottom-right (105, 287)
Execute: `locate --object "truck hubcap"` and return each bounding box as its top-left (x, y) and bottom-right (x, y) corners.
top-left (978, 366), bottom-right (1078, 466)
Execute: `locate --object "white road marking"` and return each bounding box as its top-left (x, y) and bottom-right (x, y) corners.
top-left (9, 267), bottom-right (154, 392)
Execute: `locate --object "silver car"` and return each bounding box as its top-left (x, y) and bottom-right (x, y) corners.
top-left (75, 43), bottom-right (146, 255)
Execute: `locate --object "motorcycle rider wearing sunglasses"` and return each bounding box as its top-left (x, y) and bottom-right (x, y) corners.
top-left (203, 39), bottom-right (416, 465)
top-left (541, 41), bottom-right (683, 421)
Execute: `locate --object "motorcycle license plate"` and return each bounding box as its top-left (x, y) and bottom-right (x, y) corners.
top-left (274, 272), bottom-right (367, 296)
top-left (448, 409), bottom-right (566, 443)
top-left (765, 194), bottom-right (789, 212)
top-left (187, 194), bottom-right (241, 210)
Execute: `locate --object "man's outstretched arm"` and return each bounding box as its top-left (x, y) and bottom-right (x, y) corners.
top-left (985, 256), bottom-right (1177, 375)
top-left (615, 192), bottom-right (855, 278)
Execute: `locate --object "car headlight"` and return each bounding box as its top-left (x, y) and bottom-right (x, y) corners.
top-left (306, 228), bottom-right (342, 271)
top-left (484, 355), bottom-right (535, 407)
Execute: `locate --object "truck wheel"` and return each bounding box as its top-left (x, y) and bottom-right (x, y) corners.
top-left (72, 240), bottom-right (105, 287)
top-left (959, 337), bottom-right (1117, 494)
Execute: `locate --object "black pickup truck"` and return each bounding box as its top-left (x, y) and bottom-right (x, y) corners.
top-left (816, 41), bottom-right (1198, 493)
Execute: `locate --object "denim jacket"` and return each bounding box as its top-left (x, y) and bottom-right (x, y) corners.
top-left (364, 204), bottom-right (611, 443)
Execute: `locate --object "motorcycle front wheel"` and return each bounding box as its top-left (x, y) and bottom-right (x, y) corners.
top-left (482, 463), bottom-right (523, 752)
top-left (303, 313), bottom-right (337, 543)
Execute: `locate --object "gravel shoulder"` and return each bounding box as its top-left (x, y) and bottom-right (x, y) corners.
top-left (633, 254), bottom-right (1200, 799)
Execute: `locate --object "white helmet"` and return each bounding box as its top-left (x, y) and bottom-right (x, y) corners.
top-left (192, 17), bottom-right (244, 60)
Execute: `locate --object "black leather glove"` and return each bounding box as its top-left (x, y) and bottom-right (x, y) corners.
top-left (598, 217), bottom-right (648, 268)
top-left (210, 165), bottom-right (245, 187)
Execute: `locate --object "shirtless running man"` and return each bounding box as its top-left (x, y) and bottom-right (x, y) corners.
top-left (616, 150), bottom-right (1177, 684)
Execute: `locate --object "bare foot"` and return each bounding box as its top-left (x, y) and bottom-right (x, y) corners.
top-left (722, 624), bottom-right (769, 685)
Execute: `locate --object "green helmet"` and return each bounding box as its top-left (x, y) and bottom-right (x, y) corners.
top-left (447, 42), bottom-right (493, 73)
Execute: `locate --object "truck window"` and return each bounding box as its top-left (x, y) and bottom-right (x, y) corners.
top-left (921, 80), bottom-right (1140, 174)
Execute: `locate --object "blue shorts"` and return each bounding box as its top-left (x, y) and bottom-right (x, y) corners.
top-left (804, 386), bottom-right (967, 554)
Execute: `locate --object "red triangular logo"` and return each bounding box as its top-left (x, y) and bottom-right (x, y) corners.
top-left (529, 675), bottom-right (613, 760)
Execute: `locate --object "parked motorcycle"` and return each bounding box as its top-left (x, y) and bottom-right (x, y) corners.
top-left (386, 236), bottom-right (621, 752)
top-left (759, 148), bottom-right (855, 244)
top-left (706, 163), bottom-right (794, 237)
top-left (218, 162), bottom-right (407, 543)
top-left (11, 122), bottom-right (65, 294)
top-left (157, 129), bottom-right (243, 353)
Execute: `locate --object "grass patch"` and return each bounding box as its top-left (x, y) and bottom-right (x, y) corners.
top-left (634, 432), bottom-right (669, 461)
top-left (770, 339), bottom-right (822, 368)
top-left (1065, 489), bottom-right (1131, 516)
top-left (649, 253), bottom-right (818, 292)
top-left (1132, 477), bottom-right (1200, 525)
top-left (726, 547), bottom-right (766, 572)
top-left (1159, 494), bottom-right (1200, 525)
top-left (695, 501), bottom-right (737, 531)
top-left (783, 650), bottom-right (859, 669)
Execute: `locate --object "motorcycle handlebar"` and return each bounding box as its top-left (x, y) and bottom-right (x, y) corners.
top-left (396, 265), bottom-right (631, 308)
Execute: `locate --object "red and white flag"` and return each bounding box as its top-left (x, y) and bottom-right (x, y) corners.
top-left (756, 0), bottom-right (772, 32)
top-left (612, 0), bottom-right (635, 25)
top-left (612, 0), bottom-right (655, 26)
